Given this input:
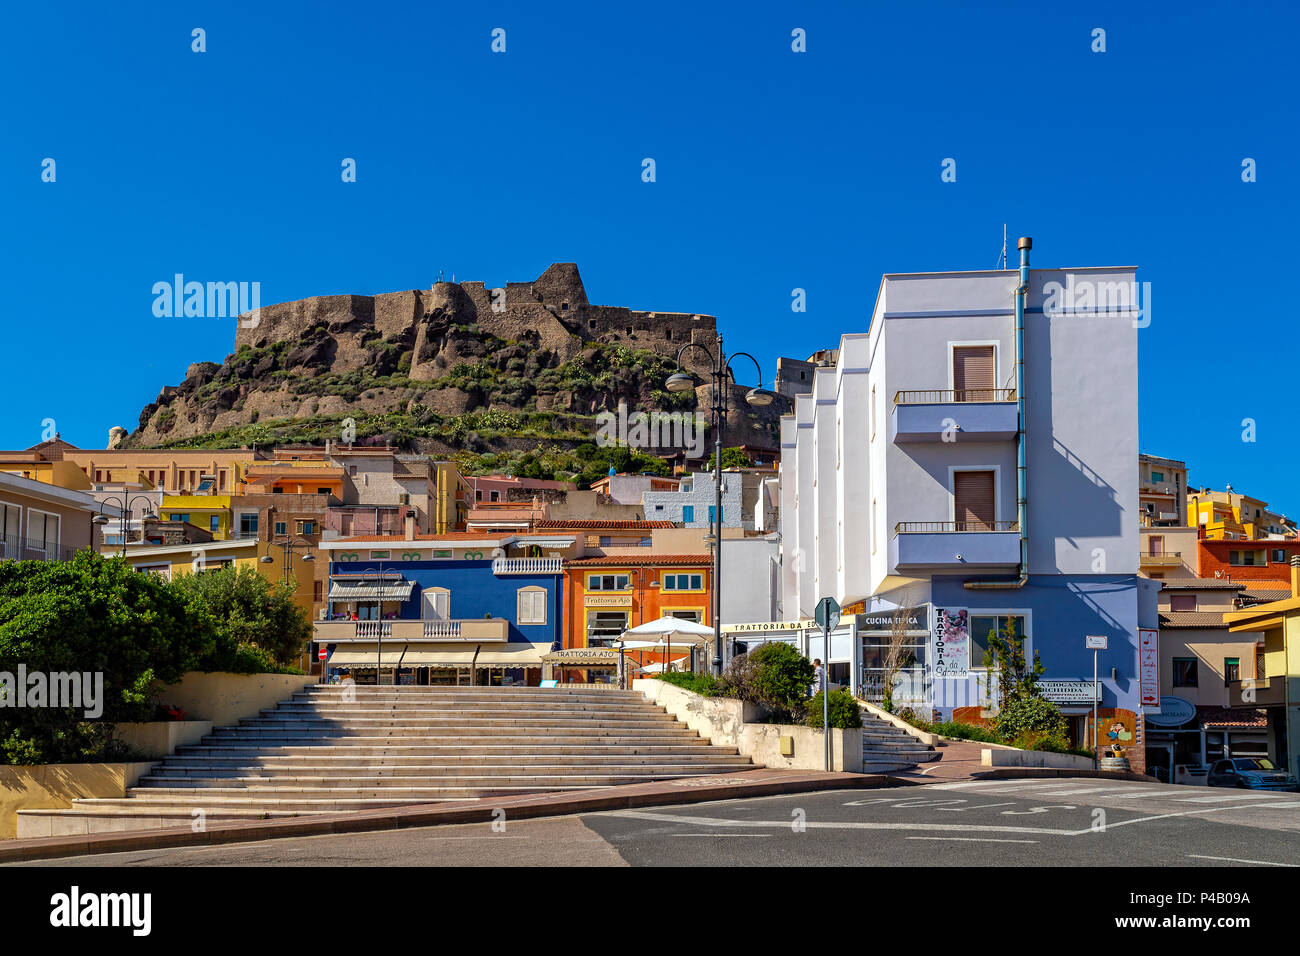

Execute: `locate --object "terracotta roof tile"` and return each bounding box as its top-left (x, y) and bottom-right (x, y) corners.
top-left (1195, 706), bottom-right (1268, 729)
top-left (535, 519), bottom-right (673, 530)
top-left (1159, 580), bottom-right (1243, 591)
top-left (566, 554), bottom-right (712, 567)
top-left (1159, 611), bottom-right (1229, 628)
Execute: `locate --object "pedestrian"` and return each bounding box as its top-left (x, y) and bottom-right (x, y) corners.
top-left (811, 658), bottom-right (825, 697)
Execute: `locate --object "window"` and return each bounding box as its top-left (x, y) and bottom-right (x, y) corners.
top-left (639, 537), bottom-right (652, 546)
top-left (1151, 471), bottom-right (1165, 483)
top-left (239, 513), bottom-right (258, 537)
top-left (275, 521), bottom-right (287, 536)
top-left (587, 574), bottom-right (630, 591)
top-left (952, 345), bottom-right (995, 401)
top-left (953, 470), bottom-right (996, 529)
top-left (370, 550), bottom-right (390, 559)
top-left (317, 487), bottom-right (330, 495)
top-left (708, 505), bottom-right (723, 525)
top-left (313, 580), bottom-right (324, 602)
top-left (297, 520), bottom-right (315, 536)
top-left (1229, 550), bottom-right (1265, 566)
top-left (1173, 658), bottom-right (1199, 687)
top-left (517, 587), bottom-right (547, 625)
top-left (1169, 594), bottom-right (1197, 612)
top-left (968, 614), bottom-right (1027, 669)
top-left (1271, 549), bottom-right (1287, 564)
top-left (662, 573), bottom-right (703, 590)
top-left (431, 549), bottom-right (452, 559)
top-left (209, 515), bottom-right (220, 533)
top-left (682, 505), bottom-right (695, 523)
top-left (1224, 657), bottom-right (1240, 683)
top-left (599, 536), bottom-right (612, 547)
top-left (171, 514), bottom-right (189, 523)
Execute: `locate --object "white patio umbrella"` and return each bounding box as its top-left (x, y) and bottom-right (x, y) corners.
top-left (619, 615), bottom-right (717, 676)
top-left (634, 658), bottom-right (690, 674)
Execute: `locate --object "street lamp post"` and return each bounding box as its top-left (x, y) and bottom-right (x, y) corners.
top-left (665, 334), bottom-right (774, 676)
top-left (92, 494), bottom-right (158, 557)
top-left (260, 535), bottom-right (316, 672)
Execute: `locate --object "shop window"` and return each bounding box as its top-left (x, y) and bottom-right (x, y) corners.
top-left (1224, 657), bottom-right (1240, 683)
top-left (1173, 658), bottom-right (1199, 687)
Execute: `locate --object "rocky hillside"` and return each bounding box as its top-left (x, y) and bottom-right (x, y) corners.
top-left (126, 264), bottom-right (786, 479)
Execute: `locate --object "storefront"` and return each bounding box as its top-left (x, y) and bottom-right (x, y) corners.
top-left (542, 647), bottom-right (621, 685)
top-left (325, 641), bottom-right (545, 686)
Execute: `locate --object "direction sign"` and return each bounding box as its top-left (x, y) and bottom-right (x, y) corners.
top-left (815, 597), bottom-right (841, 631)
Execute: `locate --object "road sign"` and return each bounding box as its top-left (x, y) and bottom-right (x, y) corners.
top-left (815, 597), bottom-right (841, 631)
top-left (1085, 635), bottom-right (1108, 650)
top-left (318, 646), bottom-right (327, 661)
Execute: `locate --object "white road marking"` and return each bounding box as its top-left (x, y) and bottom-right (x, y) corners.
top-left (671, 833), bottom-right (771, 838)
top-left (608, 809), bottom-right (1077, 836)
top-left (1189, 854), bottom-right (1297, 867)
top-left (1030, 788), bottom-right (1114, 796)
top-left (907, 836), bottom-right (1038, 844)
top-left (1176, 793), bottom-right (1287, 803)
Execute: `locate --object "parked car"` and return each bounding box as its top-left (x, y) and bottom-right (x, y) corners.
top-left (1206, 758), bottom-right (1298, 791)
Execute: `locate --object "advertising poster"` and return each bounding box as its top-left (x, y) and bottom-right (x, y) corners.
top-left (932, 608), bottom-right (970, 679)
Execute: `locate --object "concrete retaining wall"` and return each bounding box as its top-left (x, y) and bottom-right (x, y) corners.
top-left (113, 721), bottom-right (213, 760)
top-left (159, 672), bottom-right (315, 728)
top-left (981, 748), bottom-right (1094, 771)
top-left (0, 763), bottom-right (155, 840)
top-left (634, 679), bottom-right (862, 773)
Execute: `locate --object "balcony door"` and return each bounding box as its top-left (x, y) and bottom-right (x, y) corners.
top-left (422, 588), bottom-right (450, 621)
top-left (952, 345), bottom-right (995, 402)
top-left (953, 470), bottom-right (996, 531)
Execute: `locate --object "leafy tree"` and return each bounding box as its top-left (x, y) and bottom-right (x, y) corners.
top-left (982, 616), bottom-right (1045, 709)
top-left (993, 695), bottom-right (1067, 742)
top-left (0, 552), bottom-right (218, 764)
top-left (171, 565), bottom-right (312, 669)
top-left (705, 447), bottom-right (754, 471)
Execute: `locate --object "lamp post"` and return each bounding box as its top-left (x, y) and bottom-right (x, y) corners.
top-left (665, 334), bottom-right (774, 675)
top-left (92, 494), bottom-right (158, 558)
top-left (260, 536), bottom-right (316, 673)
top-left (362, 567), bottom-right (404, 686)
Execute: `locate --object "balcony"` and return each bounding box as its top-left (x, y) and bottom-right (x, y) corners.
top-left (313, 618), bottom-right (510, 643)
top-left (492, 557), bottom-right (564, 575)
top-left (890, 389), bottom-right (1018, 444)
top-left (0, 534), bottom-right (82, 563)
top-left (891, 521), bottom-right (1021, 571)
top-left (1139, 551), bottom-right (1184, 568)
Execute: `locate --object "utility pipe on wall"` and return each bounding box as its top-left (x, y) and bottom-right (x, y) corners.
top-left (965, 236), bottom-right (1032, 592)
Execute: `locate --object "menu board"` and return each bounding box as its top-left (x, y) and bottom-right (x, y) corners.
top-left (932, 608), bottom-right (970, 679)
top-left (1138, 628), bottom-right (1160, 709)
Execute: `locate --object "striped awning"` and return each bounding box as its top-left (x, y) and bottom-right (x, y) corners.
top-left (328, 642), bottom-right (545, 668)
top-left (328, 580), bottom-right (415, 601)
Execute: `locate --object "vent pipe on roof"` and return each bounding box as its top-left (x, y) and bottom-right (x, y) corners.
top-left (966, 236), bottom-right (1031, 591)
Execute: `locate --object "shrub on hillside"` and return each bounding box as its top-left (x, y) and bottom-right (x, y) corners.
top-left (806, 689), bottom-right (864, 729)
top-left (653, 671), bottom-right (720, 696)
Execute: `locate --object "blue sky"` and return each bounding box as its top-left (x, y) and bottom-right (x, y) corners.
top-left (2, 1), bottom-right (1296, 514)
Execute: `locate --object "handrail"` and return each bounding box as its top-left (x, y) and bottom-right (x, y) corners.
top-left (893, 388), bottom-right (1016, 406)
top-left (894, 521), bottom-right (1019, 535)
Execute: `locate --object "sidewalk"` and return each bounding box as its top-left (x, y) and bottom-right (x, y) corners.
top-left (0, 768), bottom-right (899, 864)
top-left (887, 740), bottom-right (988, 784)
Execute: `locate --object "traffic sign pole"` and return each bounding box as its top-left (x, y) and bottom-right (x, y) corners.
top-left (815, 597), bottom-right (841, 772)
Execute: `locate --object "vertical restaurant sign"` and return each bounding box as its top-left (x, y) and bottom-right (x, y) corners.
top-left (932, 608), bottom-right (970, 679)
top-left (1138, 628), bottom-right (1160, 709)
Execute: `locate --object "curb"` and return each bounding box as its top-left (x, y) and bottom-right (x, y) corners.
top-left (0, 770), bottom-right (897, 863)
top-left (977, 767), bottom-right (1156, 783)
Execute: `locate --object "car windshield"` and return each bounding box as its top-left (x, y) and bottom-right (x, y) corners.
top-left (1233, 758), bottom-right (1276, 771)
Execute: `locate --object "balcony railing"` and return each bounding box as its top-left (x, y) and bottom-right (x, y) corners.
top-left (423, 620), bottom-right (462, 639)
top-left (492, 557), bottom-right (564, 575)
top-left (894, 389), bottom-right (1016, 406)
top-left (355, 620), bottom-right (392, 638)
top-left (894, 521), bottom-right (1019, 534)
top-left (1140, 551), bottom-right (1184, 566)
top-left (0, 534), bottom-right (83, 563)
top-left (314, 618), bottom-right (509, 643)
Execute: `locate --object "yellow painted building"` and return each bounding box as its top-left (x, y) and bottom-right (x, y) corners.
top-left (432, 461), bottom-right (472, 534)
top-left (1225, 559), bottom-right (1300, 776)
top-left (160, 494), bottom-right (233, 539)
top-left (1189, 488), bottom-right (1297, 541)
top-left (0, 452), bottom-right (93, 490)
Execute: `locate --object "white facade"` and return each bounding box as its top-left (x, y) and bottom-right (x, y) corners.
top-left (642, 471), bottom-right (745, 530)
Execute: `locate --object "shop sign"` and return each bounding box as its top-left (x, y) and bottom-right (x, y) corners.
top-left (857, 605), bottom-right (929, 634)
top-left (723, 619), bottom-right (814, 634)
top-left (1039, 679), bottom-right (1099, 703)
top-left (1145, 695), bottom-right (1195, 727)
top-left (931, 608), bottom-right (970, 679)
top-left (1138, 628), bottom-right (1160, 709)
top-left (586, 594), bottom-right (632, 608)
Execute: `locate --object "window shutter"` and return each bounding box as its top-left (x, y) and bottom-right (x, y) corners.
top-left (953, 346), bottom-right (996, 400)
top-left (954, 471), bottom-right (996, 529)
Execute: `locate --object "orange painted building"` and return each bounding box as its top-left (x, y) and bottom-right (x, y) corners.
top-left (562, 555), bottom-right (713, 671)
top-left (1196, 538), bottom-right (1300, 586)
top-left (240, 462), bottom-right (345, 498)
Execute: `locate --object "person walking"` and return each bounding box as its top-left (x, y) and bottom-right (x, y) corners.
top-left (811, 658), bottom-right (825, 697)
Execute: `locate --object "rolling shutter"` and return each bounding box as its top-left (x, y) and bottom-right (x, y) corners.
top-left (953, 346), bottom-right (995, 401)
top-left (954, 471), bottom-right (996, 530)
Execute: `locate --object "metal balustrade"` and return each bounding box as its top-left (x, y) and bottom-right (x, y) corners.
top-left (893, 388), bottom-right (1016, 406)
top-left (893, 521), bottom-right (1019, 535)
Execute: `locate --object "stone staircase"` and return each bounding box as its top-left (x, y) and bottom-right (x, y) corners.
top-left (861, 711), bottom-right (939, 772)
top-left (17, 685), bottom-right (754, 837)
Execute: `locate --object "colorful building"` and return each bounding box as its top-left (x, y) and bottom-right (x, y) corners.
top-left (160, 492), bottom-right (232, 538)
top-left (1188, 487), bottom-right (1297, 541)
top-left (1139, 454), bottom-right (1187, 528)
top-left (562, 555), bottom-right (714, 676)
top-left (0, 471), bottom-right (108, 561)
top-left (1195, 537), bottom-right (1300, 586)
top-left (314, 532), bottom-right (572, 685)
top-left (1225, 558), bottom-right (1300, 774)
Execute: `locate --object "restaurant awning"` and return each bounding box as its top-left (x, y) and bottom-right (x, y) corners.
top-left (328, 580), bottom-right (415, 601)
top-left (327, 642), bottom-right (546, 668)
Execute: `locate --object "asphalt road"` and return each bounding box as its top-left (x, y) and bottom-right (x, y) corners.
top-left (11, 777), bottom-right (1300, 867)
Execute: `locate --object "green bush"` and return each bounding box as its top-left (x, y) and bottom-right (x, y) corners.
top-left (171, 565), bottom-right (312, 669)
top-left (806, 689), bottom-right (864, 729)
top-left (653, 672), bottom-right (720, 696)
top-left (992, 695), bottom-right (1067, 741)
top-left (929, 720), bottom-right (1001, 744)
top-left (728, 643), bottom-right (815, 723)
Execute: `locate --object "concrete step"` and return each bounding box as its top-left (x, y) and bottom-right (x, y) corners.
top-left (234, 715), bottom-right (683, 729)
top-left (152, 755), bottom-right (754, 774)
top-left (140, 762), bottom-right (753, 783)
top-left (126, 772), bottom-right (732, 796)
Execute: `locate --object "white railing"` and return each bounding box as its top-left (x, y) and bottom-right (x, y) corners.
top-left (423, 620), bottom-right (462, 639)
top-left (492, 557), bottom-right (564, 575)
top-left (356, 621), bottom-right (392, 638)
